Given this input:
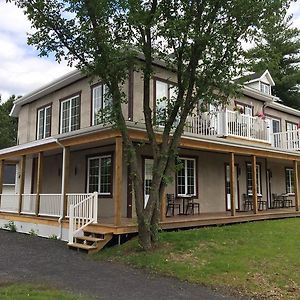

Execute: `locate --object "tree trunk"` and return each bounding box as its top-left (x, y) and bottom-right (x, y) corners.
top-left (138, 216), bottom-right (152, 251)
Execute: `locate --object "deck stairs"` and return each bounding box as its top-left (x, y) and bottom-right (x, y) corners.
top-left (68, 227), bottom-right (113, 254)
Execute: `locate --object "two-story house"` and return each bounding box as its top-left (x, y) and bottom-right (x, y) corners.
top-left (0, 65), bottom-right (299, 252)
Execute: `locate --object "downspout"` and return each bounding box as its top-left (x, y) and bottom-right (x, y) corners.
top-left (55, 138), bottom-right (66, 240)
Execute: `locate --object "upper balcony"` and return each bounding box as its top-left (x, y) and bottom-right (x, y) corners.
top-left (184, 109), bottom-right (300, 152)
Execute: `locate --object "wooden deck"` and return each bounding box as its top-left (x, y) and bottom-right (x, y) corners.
top-left (89, 208), bottom-right (300, 234)
top-left (1, 208), bottom-right (299, 236)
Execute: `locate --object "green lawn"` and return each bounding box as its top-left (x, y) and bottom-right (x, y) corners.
top-left (95, 218), bottom-right (300, 299)
top-left (0, 284), bottom-right (85, 300)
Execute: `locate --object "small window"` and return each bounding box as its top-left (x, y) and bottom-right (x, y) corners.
top-left (3, 164), bottom-right (16, 185)
top-left (235, 102), bottom-right (253, 116)
top-left (260, 82), bottom-right (271, 95)
top-left (176, 158), bottom-right (196, 197)
top-left (60, 95), bottom-right (80, 133)
top-left (87, 155), bottom-right (112, 196)
top-left (91, 84), bottom-right (111, 125)
top-left (37, 105), bottom-right (51, 139)
top-left (285, 168), bottom-right (294, 194)
top-left (246, 163), bottom-right (262, 195)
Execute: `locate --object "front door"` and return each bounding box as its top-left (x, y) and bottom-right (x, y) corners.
top-left (225, 164), bottom-right (239, 210)
top-left (266, 169), bottom-right (272, 208)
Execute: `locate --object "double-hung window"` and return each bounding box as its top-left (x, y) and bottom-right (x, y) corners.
top-left (155, 79), bottom-right (177, 125)
top-left (285, 168), bottom-right (294, 194)
top-left (92, 84), bottom-right (111, 125)
top-left (87, 155), bottom-right (112, 196)
top-left (37, 105), bottom-right (51, 139)
top-left (260, 82), bottom-right (271, 95)
top-left (177, 158), bottom-right (196, 196)
top-left (246, 163), bottom-right (262, 195)
top-left (60, 94), bottom-right (80, 133)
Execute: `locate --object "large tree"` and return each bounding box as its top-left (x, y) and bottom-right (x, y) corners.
top-left (0, 95), bottom-right (18, 149)
top-left (10, 0), bottom-right (292, 250)
top-left (246, 3), bottom-right (300, 108)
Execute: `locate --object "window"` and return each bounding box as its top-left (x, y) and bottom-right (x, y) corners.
top-left (144, 158), bottom-right (153, 207)
top-left (60, 94), bottom-right (80, 133)
top-left (87, 155), bottom-right (112, 196)
top-left (246, 163), bottom-right (262, 195)
top-left (155, 79), bottom-right (177, 125)
top-left (235, 102), bottom-right (253, 116)
top-left (91, 84), bottom-right (110, 125)
top-left (286, 121), bottom-right (297, 132)
top-left (3, 164), bottom-right (16, 185)
top-left (285, 168), bottom-right (294, 194)
top-left (260, 82), bottom-right (271, 95)
top-left (37, 105), bottom-right (51, 139)
top-left (177, 158), bottom-right (196, 196)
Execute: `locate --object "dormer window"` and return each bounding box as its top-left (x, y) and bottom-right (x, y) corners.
top-left (260, 82), bottom-right (271, 95)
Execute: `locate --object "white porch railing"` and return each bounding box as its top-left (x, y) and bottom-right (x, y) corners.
top-left (39, 194), bottom-right (61, 217)
top-left (68, 192), bottom-right (98, 244)
top-left (271, 130), bottom-right (300, 151)
top-left (21, 194), bottom-right (36, 215)
top-left (184, 109), bottom-right (270, 143)
top-left (0, 194), bottom-right (19, 213)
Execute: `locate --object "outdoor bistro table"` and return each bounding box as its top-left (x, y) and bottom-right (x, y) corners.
top-left (178, 195), bottom-right (193, 215)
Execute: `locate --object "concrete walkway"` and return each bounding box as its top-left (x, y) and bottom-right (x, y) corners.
top-left (0, 230), bottom-right (237, 300)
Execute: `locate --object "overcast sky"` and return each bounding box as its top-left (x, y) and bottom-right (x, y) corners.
top-left (0, 1), bottom-right (300, 102)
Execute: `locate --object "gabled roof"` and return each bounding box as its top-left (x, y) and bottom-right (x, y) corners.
top-left (241, 70), bottom-right (275, 86)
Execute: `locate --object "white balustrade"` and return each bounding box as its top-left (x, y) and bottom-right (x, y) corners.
top-left (271, 130), bottom-right (300, 151)
top-left (0, 194), bottom-right (19, 213)
top-left (39, 194), bottom-right (61, 217)
top-left (68, 192), bottom-right (98, 244)
top-left (21, 194), bottom-right (36, 215)
top-left (185, 113), bottom-right (219, 136)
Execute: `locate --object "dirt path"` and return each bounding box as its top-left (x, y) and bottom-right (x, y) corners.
top-left (0, 230), bottom-right (237, 300)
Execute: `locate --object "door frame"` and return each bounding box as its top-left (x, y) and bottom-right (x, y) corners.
top-left (224, 163), bottom-right (240, 211)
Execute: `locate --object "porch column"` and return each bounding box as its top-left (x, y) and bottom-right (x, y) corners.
top-left (0, 159), bottom-right (4, 208)
top-left (35, 152), bottom-right (44, 216)
top-left (252, 155), bottom-right (258, 214)
top-left (294, 160), bottom-right (299, 211)
top-left (230, 153), bottom-right (236, 216)
top-left (160, 190), bottom-right (166, 221)
top-left (114, 136), bottom-right (122, 226)
top-left (61, 147), bottom-right (70, 218)
top-left (18, 155), bottom-right (26, 214)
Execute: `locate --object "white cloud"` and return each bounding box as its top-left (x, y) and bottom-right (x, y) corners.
top-left (0, 1), bottom-right (74, 102)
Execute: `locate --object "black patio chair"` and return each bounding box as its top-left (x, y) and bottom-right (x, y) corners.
top-left (165, 194), bottom-right (181, 217)
top-left (185, 198), bottom-right (200, 215)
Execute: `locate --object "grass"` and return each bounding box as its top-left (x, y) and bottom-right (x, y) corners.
top-left (0, 284), bottom-right (85, 300)
top-left (95, 218), bottom-right (300, 299)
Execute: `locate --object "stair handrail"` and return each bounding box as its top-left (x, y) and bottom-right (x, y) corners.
top-left (68, 192), bottom-right (98, 244)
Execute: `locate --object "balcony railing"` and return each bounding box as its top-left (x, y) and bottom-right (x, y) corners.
top-left (185, 109), bottom-right (270, 143)
top-left (271, 130), bottom-right (300, 151)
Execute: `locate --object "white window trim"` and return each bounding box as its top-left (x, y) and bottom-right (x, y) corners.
top-left (247, 163), bottom-right (262, 195)
top-left (87, 155), bottom-right (112, 196)
top-left (60, 95), bottom-right (80, 133)
top-left (92, 84), bottom-right (110, 126)
top-left (37, 105), bottom-right (51, 139)
top-left (286, 168), bottom-right (294, 194)
top-left (177, 157), bottom-right (197, 197)
top-left (260, 81), bottom-right (271, 95)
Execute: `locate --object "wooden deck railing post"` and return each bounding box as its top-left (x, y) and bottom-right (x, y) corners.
top-left (230, 153), bottom-right (236, 216)
top-left (294, 160), bottom-right (299, 211)
top-left (0, 160), bottom-right (4, 208)
top-left (61, 147), bottom-right (70, 218)
top-left (114, 136), bottom-right (123, 226)
top-left (35, 152), bottom-right (44, 216)
top-left (252, 155), bottom-right (258, 214)
top-left (160, 190), bottom-right (167, 221)
top-left (18, 155), bottom-right (26, 214)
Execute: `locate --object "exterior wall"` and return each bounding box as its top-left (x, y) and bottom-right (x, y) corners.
top-left (37, 145), bottom-right (128, 219)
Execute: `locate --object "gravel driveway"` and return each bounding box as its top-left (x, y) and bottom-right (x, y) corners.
top-left (0, 230), bottom-right (237, 300)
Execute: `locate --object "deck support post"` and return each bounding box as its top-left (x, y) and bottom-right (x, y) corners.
top-left (35, 152), bottom-right (44, 216)
top-left (294, 160), bottom-right (299, 211)
top-left (61, 147), bottom-right (70, 218)
top-left (230, 153), bottom-right (236, 216)
top-left (18, 155), bottom-right (26, 214)
top-left (160, 190), bottom-right (166, 221)
top-left (252, 155), bottom-right (258, 214)
top-left (114, 136), bottom-right (122, 226)
top-left (0, 159), bottom-right (4, 208)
